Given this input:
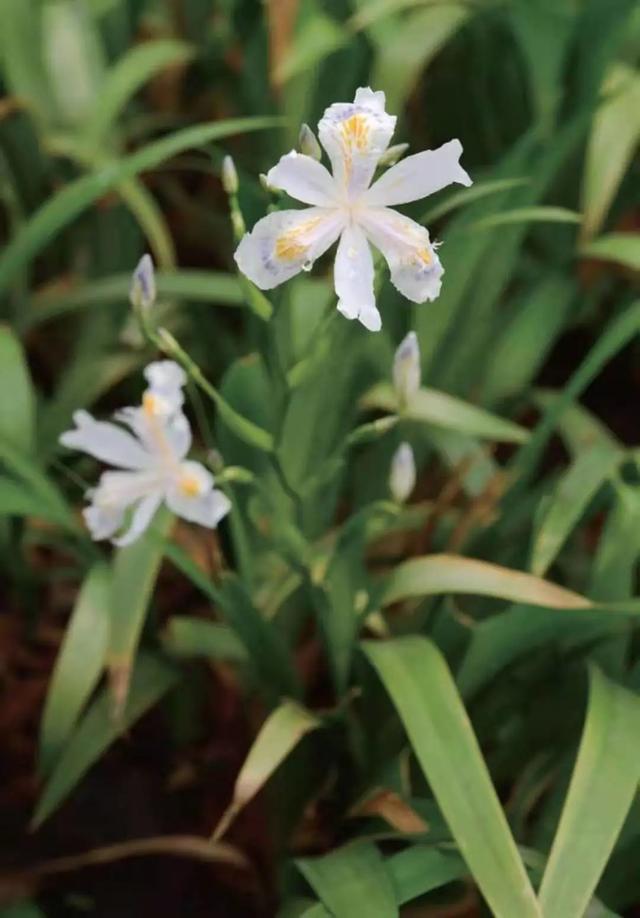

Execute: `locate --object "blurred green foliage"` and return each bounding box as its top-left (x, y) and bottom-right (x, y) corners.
top-left (1, 0), bottom-right (640, 916)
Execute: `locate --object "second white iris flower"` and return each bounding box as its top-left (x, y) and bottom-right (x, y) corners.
top-left (235, 87), bottom-right (471, 331)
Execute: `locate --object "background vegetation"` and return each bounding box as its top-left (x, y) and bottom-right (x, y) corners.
top-left (1, 0), bottom-right (640, 915)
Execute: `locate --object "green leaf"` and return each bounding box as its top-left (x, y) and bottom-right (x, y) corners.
top-left (531, 442), bottom-right (621, 576)
top-left (162, 541), bottom-right (300, 700)
top-left (581, 65), bottom-right (640, 240)
top-left (386, 844), bottom-right (467, 905)
top-left (0, 438), bottom-right (77, 531)
top-left (0, 326), bottom-right (36, 453)
top-left (0, 903), bottom-right (46, 918)
top-left (162, 616), bottom-right (247, 664)
top-left (466, 206), bottom-right (581, 233)
top-left (39, 563), bottom-right (110, 776)
top-left (32, 652), bottom-right (179, 827)
top-left (581, 233), bottom-right (640, 271)
top-left (0, 117), bottom-right (281, 295)
top-left (83, 39), bottom-right (194, 146)
top-left (538, 667), bottom-right (640, 918)
top-left (25, 269), bottom-right (244, 329)
top-left (382, 554), bottom-right (591, 610)
top-left (482, 274), bottom-right (576, 404)
top-left (362, 637), bottom-right (542, 918)
top-left (275, 13), bottom-right (346, 84)
top-left (372, 3), bottom-right (472, 112)
top-left (108, 508), bottom-right (173, 716)
top-left (0, 0), bottom-right (54, 127)
top-left (420, 177), bottom-right (530, 225)
top-left (362, 384), bottom-right (528, 443)
top-left (297, 840), bottom-right (398, 918)
top-left (213, 700), bottom-right (321, 840)
top-left (41, 0), bottom-right (106, 128)
top-left (533, 390), bottom-right (621, 458)
top-left (510, 300), bottom-right (640, 491)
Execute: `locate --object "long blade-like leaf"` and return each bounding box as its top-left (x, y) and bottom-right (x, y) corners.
top-left (33, 653), bottom-right (178, 827)
top-left (0, 117), bottom-right (280, 293)
top-left (39, 563), bottom-right (110, 776)
top-left (382, 554), bottom-right (591, 609)
top-left (297, 840), bottom-right (398, 918)
top-left (539, 667), bottom-right (640, 918)
top-left (363, 637), bottom-right (542, 918)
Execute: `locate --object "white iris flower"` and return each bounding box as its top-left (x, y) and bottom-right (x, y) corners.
top-left (60, 360), bottom-right (231, 546)
top-left (235, 87), bottom-right (471, 332)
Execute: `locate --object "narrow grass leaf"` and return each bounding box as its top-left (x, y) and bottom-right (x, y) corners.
top-left (83, 39), bottom-right (194, 145)
top-left (297, 840), bottom-right (398, 918)
top-left (482, 274), bottom-right (576, 405)
top-left (581, 233), bottom-right (640, 272)
top-left (538, 667), bottom-right (640, 918)
top-left (363, 637), bottom-right (542, 918)
top-left (33, 652), bottom-right (179, 827)
top-left (213, 700), bottom-right (321, 840)
top-left (531, 442), bottom-right (621, 576)
top-left (0, 325), bottom-right (36, 453)
top-left (382, 555), bottom-right (591, 609)
top-left (510, 300), bottom-right (640, 491)
top-left (0, 438), bottom-right (77, 531)
top-left (39, 563), bottom-right (110, 777)
top-left (26, 270), bottom-right (243, 329)
top-left (532, 390), bottom-right (621, 458)
top-left (386, 844), bottom-right (467, 904)
top-left (0, 117), bottom-right (281, 294)
top-left (372, 3), bottom-right (471, 112)
top-left (162, 616), bottom-right (247, 664)
top-left (108, 508), bottom-right (173, 716)
top-left (466, 206), bottom-right (581, 233)
top-left (362, 384), bottom-right (528, 443)
top-left (581, 64), bottom-right (640, 240)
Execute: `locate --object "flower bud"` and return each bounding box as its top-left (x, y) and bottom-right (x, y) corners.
top-left (393, 331), bottom-right (421, 406)
top-left (298, 123), bottom-right (322, 161)
top-left (389, 442), bottom-right (416, 503)
top-left (221, 155), bottom-right (239, 195)
top-left (378, 142), bottom-right (409, 168)
top-left (129, 253), bottom-right (156, 312)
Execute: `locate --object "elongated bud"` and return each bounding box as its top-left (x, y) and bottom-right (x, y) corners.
top-left (378, 142), bottom-right (409, 168)
top-left (389, 442), bottom-right (416, 503)
top-left (393, 331), bottom-right (421, 406)
top-left (222, 155), bottom-right (239, 195)
top-left (130, 253), bottom-right (156, 311)
top-left (298, 123), bottom-right (322, 161)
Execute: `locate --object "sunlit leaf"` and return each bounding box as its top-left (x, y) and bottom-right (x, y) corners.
top-left (214, 700), bottom-right (321, 840)
top-left (297, 840), bottom-right (398, 918)
top-left (39, 563), bottom-right (110, 776)
top-left (33, 653), bottom-right (179, 827)
top-left (539, 668), bottom-right (640, 918)
top-left (382, 554), bottom-right (591, 610)
top-left (363, 637), bottom-right (542, 917)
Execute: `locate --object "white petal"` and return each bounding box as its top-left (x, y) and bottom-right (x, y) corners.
top-left (334, 224), bottom-right (381, 332)
top-left (83, 502), bottom-right (125, 541)
top-left (113, 493), bottom-right (163, 547)
top-left (234, 207), bottom-right (344, 290)
top-left (60, 410), bottom-right (151, 470)
top-left (318, 87), bottom-right (396, 201)
top-left (144, 360), bottom-right (186, 395)
top-left (115, 406), bottom-right (191, 464)
top-left (165, 461), bottom-right (231, 527)
top-left (365, 139), bottom-right (471, 207)
top-left (142, 359), bottom-right (186, 416)
top-left (360, 207), bottom-right (444, 303)
top-left (267, 151), bottom-right (337, 205)
top-left (92, 469), bottom-right (164, 510)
